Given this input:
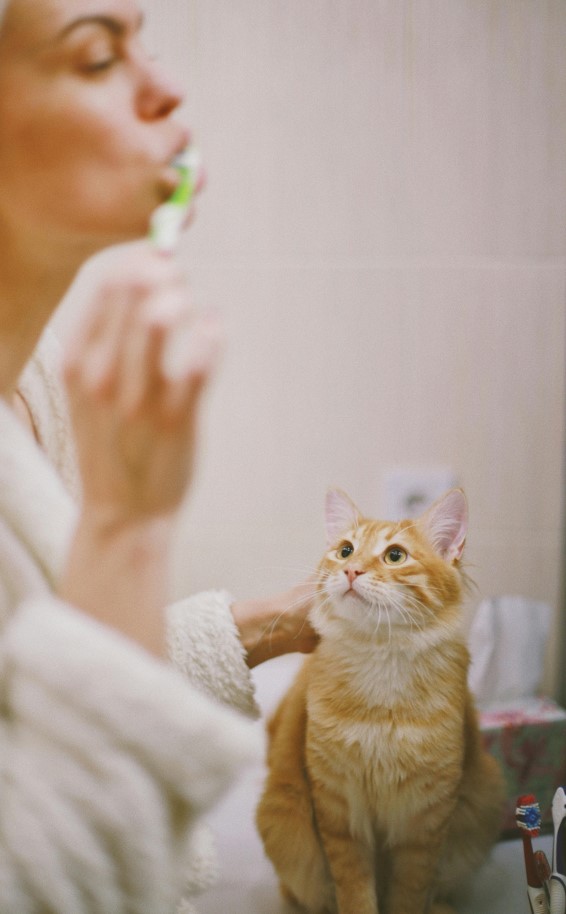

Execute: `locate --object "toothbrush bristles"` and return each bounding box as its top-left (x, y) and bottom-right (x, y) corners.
top-left (516, 794), bottom-right (542, 837)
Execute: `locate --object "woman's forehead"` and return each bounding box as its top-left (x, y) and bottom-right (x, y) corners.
top-left (1, 0), bottom-right (142, 46)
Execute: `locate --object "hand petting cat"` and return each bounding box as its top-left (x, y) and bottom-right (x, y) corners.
top-left (231, 578), bottom-right (320, 668)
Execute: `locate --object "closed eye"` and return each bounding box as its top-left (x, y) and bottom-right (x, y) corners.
top-left (83, 57), bottom-right (118, 73)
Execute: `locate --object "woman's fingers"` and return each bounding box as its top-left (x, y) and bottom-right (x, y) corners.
top-left (80, 284), bottom-right (138, 398)
top-left (117, 287), bottom-right (189, 420)
top-left (117, 293), bottom-right (223, 426)
top-left (160, 313), bottom-right (224, 421)
top-left (62, 244), bottom-right (223, 522)
top-left (64, 252), bottom-right (189, 403)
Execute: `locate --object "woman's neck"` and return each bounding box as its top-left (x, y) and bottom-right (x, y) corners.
top-left (0, 269), bottom-right (69, 398)
top-left (0, 224), bottom-right (90, 397)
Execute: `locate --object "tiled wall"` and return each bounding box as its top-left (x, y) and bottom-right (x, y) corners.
top-left (147, 1), bottom-right (565, 691)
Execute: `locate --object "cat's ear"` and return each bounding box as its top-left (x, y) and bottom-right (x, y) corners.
top-left (325, 489), bottom-right (360, 544)
top-left (419, 488), bottom-right (468, 562)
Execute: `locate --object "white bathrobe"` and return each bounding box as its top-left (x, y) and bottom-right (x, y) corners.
top-left (0, 330), bottom-right (261, 913)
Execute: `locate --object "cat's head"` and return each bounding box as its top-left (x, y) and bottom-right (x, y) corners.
top-left (311, 487), bottom-right (468, 642)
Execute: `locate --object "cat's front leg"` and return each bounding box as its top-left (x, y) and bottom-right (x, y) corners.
top-left (311, 783), bottom-right (379, 914)
top-left (386, 838), bottom-right (444, 914)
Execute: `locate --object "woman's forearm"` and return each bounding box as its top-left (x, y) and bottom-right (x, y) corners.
top-left (59, 514), bottom-right (173, 658)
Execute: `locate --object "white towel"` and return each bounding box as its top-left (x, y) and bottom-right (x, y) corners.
top-left (467, 595), bottom-right (552, 706)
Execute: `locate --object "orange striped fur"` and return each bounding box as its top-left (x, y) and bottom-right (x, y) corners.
top-left (256, 489), bottom-right (504, 914)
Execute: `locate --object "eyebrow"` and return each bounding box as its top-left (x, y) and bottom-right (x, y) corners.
top-left (55, 11), bottom-right (144, 43)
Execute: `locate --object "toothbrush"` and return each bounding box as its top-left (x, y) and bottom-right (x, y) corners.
top-left (550, 787), bottom-right (566, 914)
top-left (149, 147), bottom-right (207, 379)
top-left (150, 148), bottom-right (201, 253)
top-left (516, 795), bottom-right (550, 913)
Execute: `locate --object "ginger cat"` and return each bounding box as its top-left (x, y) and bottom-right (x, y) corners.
top-left (256, 488), bottom-right (504, 914)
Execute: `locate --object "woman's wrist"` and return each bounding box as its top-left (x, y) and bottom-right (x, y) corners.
top-left (231, 584), bottom-right (319, 668)
top-left (231, 595), bottom-right (286, 668)
top-left (60, 512), bottom-right (174, 658)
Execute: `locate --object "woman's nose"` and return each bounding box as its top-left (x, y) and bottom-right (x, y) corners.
top-left (137, 58), bottom-right (184, 120)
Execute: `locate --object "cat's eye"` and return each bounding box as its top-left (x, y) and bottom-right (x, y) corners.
top-left (338, 542), bottom-right (354, 559)
top-left (384, 546), bottom-right (407, 565)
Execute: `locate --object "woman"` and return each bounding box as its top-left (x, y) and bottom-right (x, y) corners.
top-left (0, 0), bottom-right (317, 911)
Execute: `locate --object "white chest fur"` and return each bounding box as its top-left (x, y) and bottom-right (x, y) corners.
top-left (306, 635), bottom-right (466, 845)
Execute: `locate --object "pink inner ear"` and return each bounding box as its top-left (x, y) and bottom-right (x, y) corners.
top-left (421, 489), bottom-right (468, 561)
top-left (325, 489), bottom-right (360, 544)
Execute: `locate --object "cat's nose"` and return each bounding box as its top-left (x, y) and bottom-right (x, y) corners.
top-left (345, 567), bottom-right (366, 585)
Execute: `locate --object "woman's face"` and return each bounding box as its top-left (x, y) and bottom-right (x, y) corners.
top-left (0, 0), bottom-right (190, 248)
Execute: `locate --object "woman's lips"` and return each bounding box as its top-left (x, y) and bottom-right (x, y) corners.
top-left (160, 146), bottom-right (205, 198)
top-left (160, 166), bottom-right (183, 199)
top-left (155, 164), bottom-right (206, 241)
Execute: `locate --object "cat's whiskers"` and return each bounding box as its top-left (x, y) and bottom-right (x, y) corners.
top-left (384, 582), bottom-right (431, 618)
top-left (282, 585), bottom-right (329, 612)
top-left (383, 602), bottom-right (392, 646)
top-left (363, 582), bottom-right (428, 636)
top-left (392, 590), bottom-right (428, 621)
top-left (383, 590), bottom-right (414, 622)
top-left (374, 603), bottom-right (383, 639)
top-left (301, 591), bottom-right (337, 639)
top-left (390, 601), bottom-right (415, 639)
top-left (395, 602), bottom-right (425, 634)
top-left (371, 599), bottom-right (391, 645)
top-left (249, 583), bottom-right (330, 653)
top-left (392, 601), bottom-right (427, 634)
top-left (390, 518), bottom-right (422, 537)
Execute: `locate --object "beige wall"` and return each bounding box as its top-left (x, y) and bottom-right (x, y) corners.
top-left (139, 2), bottom-right (565, 691)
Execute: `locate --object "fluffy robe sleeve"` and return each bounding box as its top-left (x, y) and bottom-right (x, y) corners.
top-left (0, 594), bottom-right (262, 914)
top-left (167, 591), bottom-right (259, 717)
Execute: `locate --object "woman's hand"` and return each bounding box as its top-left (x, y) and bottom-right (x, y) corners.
top-left (231, 579), bottom-right (320, 668)
top-left (63, 246), bottom-right (221, 527)
top-left (60, 244), bottom-right (222, 656)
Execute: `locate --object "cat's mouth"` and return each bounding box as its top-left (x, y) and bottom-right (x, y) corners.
top-left (339, 585), bottom-right (421, 625)
top-left (342, 586), bottom-right (367, 602)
